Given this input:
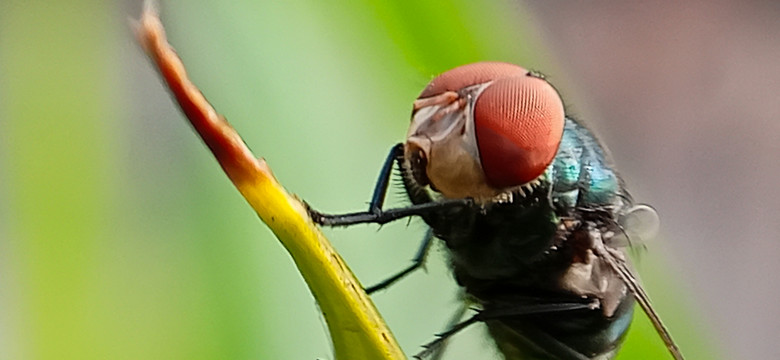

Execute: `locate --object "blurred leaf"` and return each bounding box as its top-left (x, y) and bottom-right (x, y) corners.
top-left (136, 7), bottom-right (404, 359)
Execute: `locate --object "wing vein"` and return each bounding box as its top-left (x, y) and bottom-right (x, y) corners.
top-left (595, 242), bottom-right (685, 360)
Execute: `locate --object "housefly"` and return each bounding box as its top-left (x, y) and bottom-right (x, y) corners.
top-left (308, 62), bottom-right (683, 360)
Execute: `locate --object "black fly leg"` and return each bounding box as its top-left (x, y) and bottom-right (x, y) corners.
top-left (311, 143), bottom-right (402, 224)
top-left (414, 299), bottom-right (598, 360)
top-left (430, 300), bottom-right (469, 360)
top-left (311, 200), bottom-right (472, 226)
top-left (414, 314), bottom-right (481, 360)
top-left (307, 143), bottom-right (400, 225)
top-left (365, 229), bottom-right (434, 294)
top-left (307, 143), bottom-right (473, 226)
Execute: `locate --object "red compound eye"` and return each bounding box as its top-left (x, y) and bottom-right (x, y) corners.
top-left (419, 62), bottom-right (527, 99)
top-left (474, 73), bottom-right (565, 188)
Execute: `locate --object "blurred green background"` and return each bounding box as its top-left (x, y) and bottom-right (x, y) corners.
top-left (0, 1), bottom-right (716, 359)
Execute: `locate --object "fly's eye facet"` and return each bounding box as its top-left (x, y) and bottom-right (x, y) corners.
top-left (474, 73), bottom-right (565, 188)
top-left (418, 62), bottom-right (528, 99)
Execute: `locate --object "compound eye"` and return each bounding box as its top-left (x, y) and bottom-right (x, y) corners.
top-left (418, 62), bottom-right (527, 99)
top-left (474, 73), bottom-right (565, 188)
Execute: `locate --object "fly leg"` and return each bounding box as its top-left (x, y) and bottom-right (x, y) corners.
top-left (429, 299), bottom-right (469, 360)
top-left (307, 143), bottom-right (473, 226)
top-left (310, 199), bottom-right (472, 226)
top-left (414, 300), bottom-right (598, 360)
top-left (365, 228), bottom-right (434, 294)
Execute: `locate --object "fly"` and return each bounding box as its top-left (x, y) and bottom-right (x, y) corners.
top-left (307, 62), bottom-right (683, 360)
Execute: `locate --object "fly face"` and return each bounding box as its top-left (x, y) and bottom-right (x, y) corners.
top-left (404, 62), bottom-right (564, 201)
top-left (308, 62), bottom-right (683, 360)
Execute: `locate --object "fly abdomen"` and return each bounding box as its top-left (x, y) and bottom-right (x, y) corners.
top-left (485, 295), bottom-right (634, 360)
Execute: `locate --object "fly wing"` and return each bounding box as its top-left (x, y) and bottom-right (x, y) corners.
top-left (607, 204), bottom-right (661, 250)
top-left (593, 240), bottom-right (685, 360)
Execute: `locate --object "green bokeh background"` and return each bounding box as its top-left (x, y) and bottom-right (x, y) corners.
top-left (0, 1), bottom-right (712, 359)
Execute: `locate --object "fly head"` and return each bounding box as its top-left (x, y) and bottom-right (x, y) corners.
top-left (404, 62), bottom-right (566, 203)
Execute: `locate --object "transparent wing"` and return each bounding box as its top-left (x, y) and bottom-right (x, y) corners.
top-left (593, 236), bottom-right (685, 360)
